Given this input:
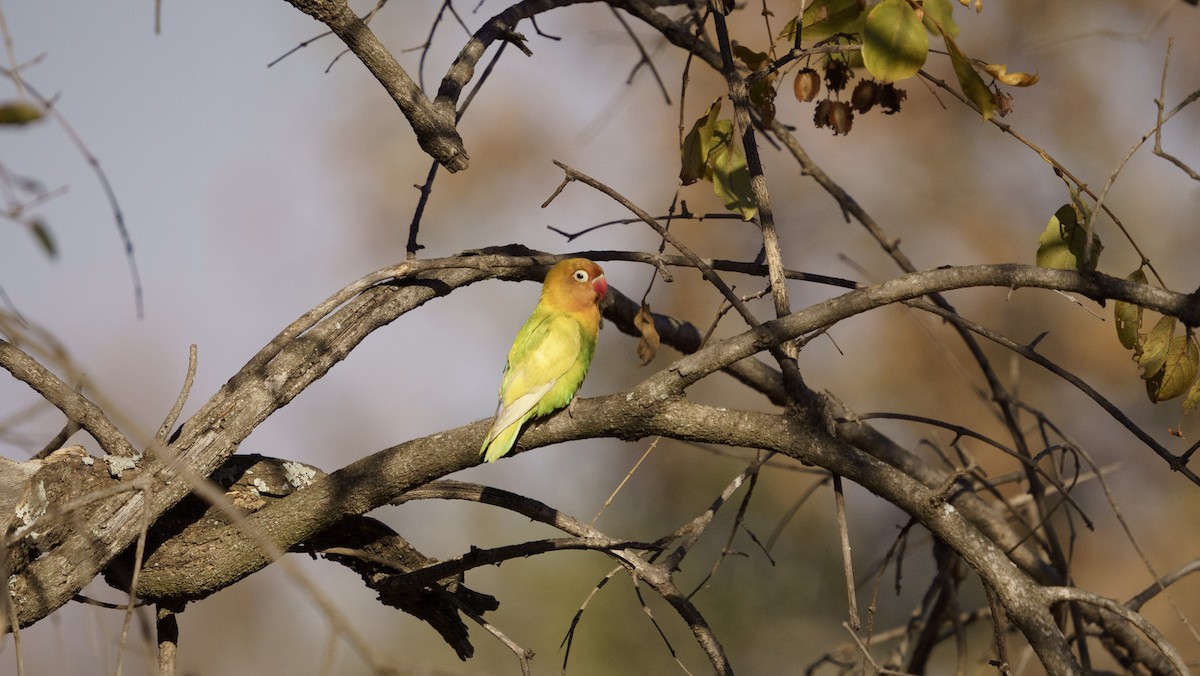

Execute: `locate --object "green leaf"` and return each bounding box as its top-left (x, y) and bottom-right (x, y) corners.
top-left (941, 30), bottom-right (995, 120)
top-left (780, 0), bottom-right (866, 43)
top-left (680, 99), bottom-right (722, 185)
top-left (28, 217), bottom-right (56, 258)
top-left (778, 17), bottom-right (798, 43)
top-left (862, 0), bottom-right (929, 84)
top-left (1146, 335), bottom-right (1198, 403)
top-left (709, 130), bottom-right (757, 221)
top-left (922, 0), bottom-right (960, 37)
top-left (680, 98), bottom-right (757, 220)
top-left (1137, 315), bottom-right (1176, 379)
top-left (1114, 268), bottom-right (1147, 350)
top-left (733, 45), bottom-right (770, 72)
top-left (0, 100), bottom-right (44, 126)
top-left (1035, 203), bottom-right (1102, 272)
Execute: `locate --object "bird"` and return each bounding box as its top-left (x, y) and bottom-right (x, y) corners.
top-left (480, 258), bottom-right (608, 463)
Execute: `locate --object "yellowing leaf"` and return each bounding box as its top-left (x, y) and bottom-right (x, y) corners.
top-left (1138, 315), bottom-right (1176, 379)
top-left (1036, 203), bottom-right (1102, 272)
top-left (1146, 335), bottom-right (1198, 403)
top-left (634, 303), bottom-right (660, 365)
top-left (1183, 373), bottom-right (1200, 413)
top-left (862, 0), bottom-right (929, 84)
top-left (983, 63), bottom-right (1039, 87)
top-left (941, 30), bottom-right (995, 120)
top-left (1114, 268), bottom-right (1147, 350)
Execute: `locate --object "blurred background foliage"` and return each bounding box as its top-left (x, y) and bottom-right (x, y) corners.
top-left (2, 0), bottom-right (1199, 673)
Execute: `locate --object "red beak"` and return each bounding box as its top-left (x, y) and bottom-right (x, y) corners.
top-left (592, 274), bottom-right (608, 300)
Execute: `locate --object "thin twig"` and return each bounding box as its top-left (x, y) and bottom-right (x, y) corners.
top-left (455, 599), bottom-right (534, 676)
top-left (115, 482), bottom-right (153, 676)
top-left (916, 69), bottom-right (1168, 288)
top-left (1127, 559), bottom-right (1200, 611)
top-left (905, 298), bottom-right (1199, 483)
top-left (156, 344), bottom-right (197, 442)
top-left (610, 5), bottom-right (671, 104)
top-left (406, 39), bottom-right (509, 257)
top-left (1152, 38), bottom-right (1200, 182)
top-left (857, 412), bottom-right (1092, 529)
top-left (1087, 36), bottom-right (1200, 269)
top-left (0, 71), bottom-right (143, 316)
top-left (0, 0), bottom-right (24, 96)
top-left (400, 481), bottom-right (735, 674)
top-left (544, 161), bottom-right (764, 330)
top-left (560, 564), bottom-right (623, 672)
top-left (833, 474), bottom-right (860, 631)
top-left (592, 437), bottom-right (659, 525)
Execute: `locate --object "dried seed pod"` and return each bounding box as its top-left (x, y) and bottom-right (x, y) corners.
top-left (993, 90), bottom-right (1014, 117)
top-left (829, 101), bottom-right (854, 135)
top-left (879, 84), bottom-right (907, 114)
top-left (851, 80), bottom-right (880, 114)
top-left (824, 59), bottom-right (852, 93)
top-left (813, 98), bottom-right (834, 129)
top-left (793, 68), bottom-right (822, 102)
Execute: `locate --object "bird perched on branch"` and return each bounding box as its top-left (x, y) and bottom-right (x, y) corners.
top-left (481, 258), bottom-right (608, 462)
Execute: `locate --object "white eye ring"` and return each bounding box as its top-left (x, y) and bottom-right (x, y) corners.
top-left (573, 269), bottom-right (588, 282)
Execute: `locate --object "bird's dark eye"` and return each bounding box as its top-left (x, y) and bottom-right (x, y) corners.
top-left (573, 270), bottom-right (588, 282)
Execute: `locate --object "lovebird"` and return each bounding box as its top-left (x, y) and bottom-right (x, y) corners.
top-left (480, 258), bottom-right (608, 462)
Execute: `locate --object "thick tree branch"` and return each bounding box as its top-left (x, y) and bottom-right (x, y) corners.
top-left (132, 390), bottom-right (1086, 673)
top-left (8, 254), bottom-right (1196, 669)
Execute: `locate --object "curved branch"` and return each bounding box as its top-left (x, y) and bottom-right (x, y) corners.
top-left (1043, 586), bottom-right (1189, 674)
top-left (283, 0), bottom-right (468, 171)
top-left (435, 0), bottom-right (712, 114)
top-left (663, 264), bottom-right (1200, 391)
top-left (382, 536), bottom-right (660, 590)
top-left (135, 391), bottom-right (1081, 673)
top-left (1127, 559), bottom-right (1200, 612)
top-left (10, 253), bottom-right (1194, 665)
top-left (280, 0), bottom-right (707, 171)
top-left (6, 253), bottom-right (548, 629)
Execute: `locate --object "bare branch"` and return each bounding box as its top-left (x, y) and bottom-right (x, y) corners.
top-left (1044, 586), bottom-right (1189, 674)
top-left (0, 339), bottom-right (138, 458)
top-left (282, 0), bottom-right (468, 171)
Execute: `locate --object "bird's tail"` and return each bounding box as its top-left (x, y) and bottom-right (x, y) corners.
top-left (480, 419), bottom-right (523, 463)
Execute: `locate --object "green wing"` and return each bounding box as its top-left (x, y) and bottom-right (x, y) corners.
top-left (481, 309), bottom-right (596, 462)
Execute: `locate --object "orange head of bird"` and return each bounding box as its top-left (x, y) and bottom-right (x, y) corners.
top-left (542, 258), bottom-right (607, 312)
